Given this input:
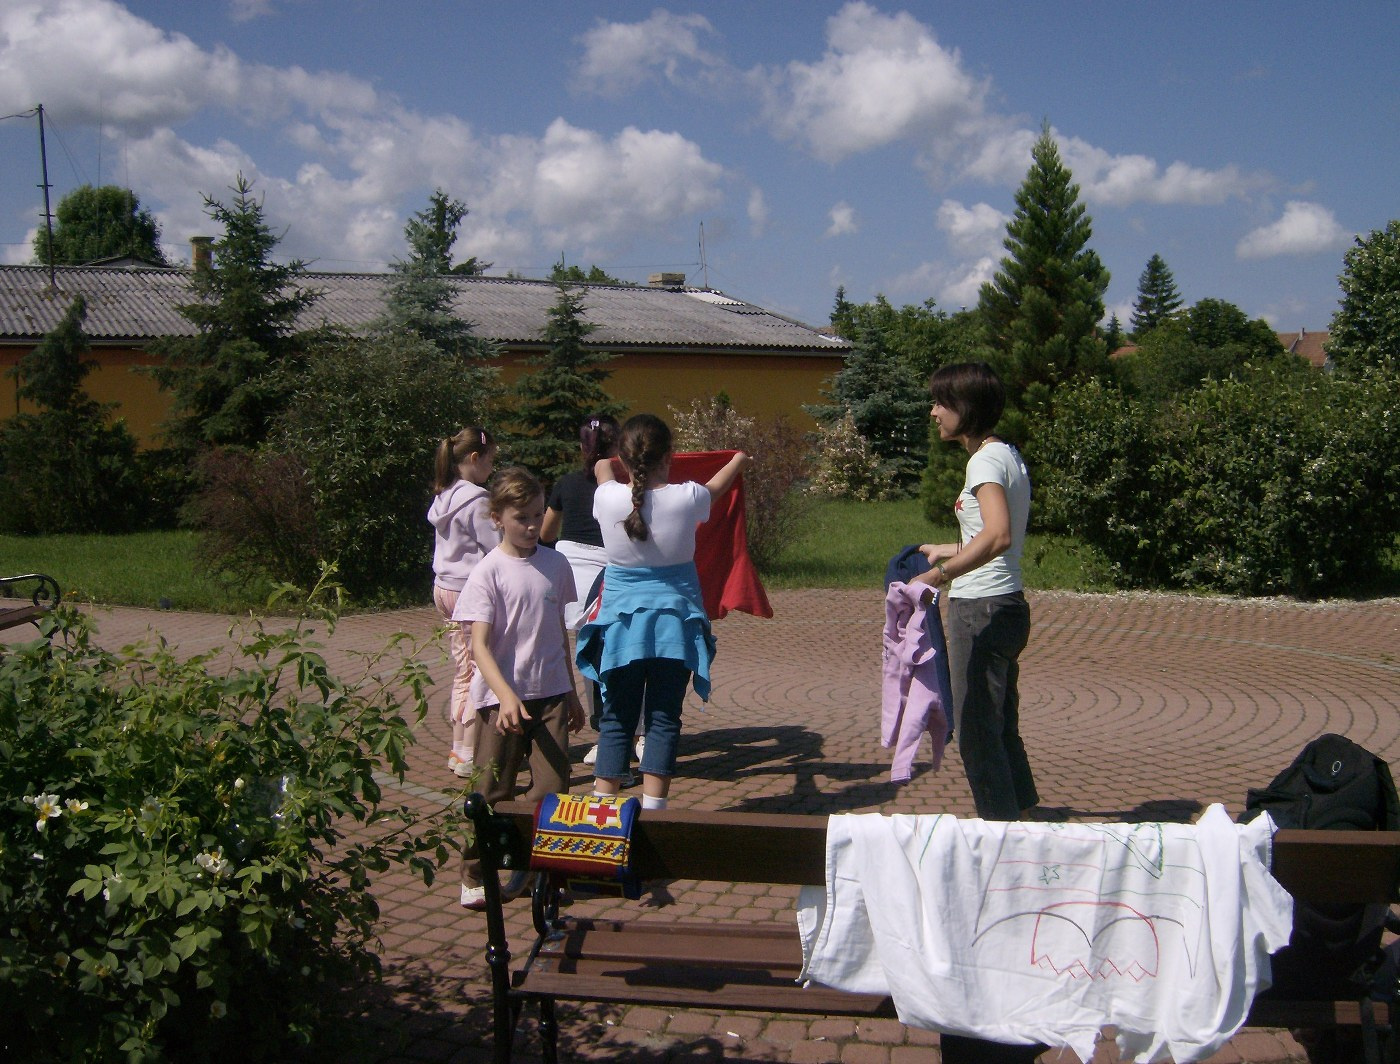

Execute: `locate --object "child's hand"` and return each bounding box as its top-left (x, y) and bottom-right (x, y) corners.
top-left (564, 690), bottom-right (585, 733)
top-left (495, 694), bottom-right (532, 734)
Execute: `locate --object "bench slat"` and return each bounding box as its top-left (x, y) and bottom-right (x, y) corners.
top-left (0, 604), bottom-right (47, 631)
top-left (538, 920), bottom-right (800, 970)
top-left (1248, 998), bottom-right (1391, 1028)
top-left (518, 966), bottom-right (893, 1017)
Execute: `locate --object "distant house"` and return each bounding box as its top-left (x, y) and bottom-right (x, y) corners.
top-left (0, 260), bottom-right (849, 446)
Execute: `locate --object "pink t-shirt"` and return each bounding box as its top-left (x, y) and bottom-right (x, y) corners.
top-left (452, 545), bottom-right (577, 709)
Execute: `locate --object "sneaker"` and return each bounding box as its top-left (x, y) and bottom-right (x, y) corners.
top-left (582, 744), bottom-right (599, 765)
top-left (460, 884), bottom-right (487, 911)
top-left (635, 735), bottom-right (646, 761)
top-left (450, 754), bottom-right (475, 779)
top-left (502, 869), bottom-right (533, 900)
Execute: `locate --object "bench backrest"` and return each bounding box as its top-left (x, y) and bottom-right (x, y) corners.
top-left (493, 799), bottom-right (1400, 903)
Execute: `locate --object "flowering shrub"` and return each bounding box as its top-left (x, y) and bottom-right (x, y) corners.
top-left (668, 396), bottom-right (812, 568)
top-left (0, 577), bottom-right (466, 1061)
top-left (806, 411), bottom-right (903, 502)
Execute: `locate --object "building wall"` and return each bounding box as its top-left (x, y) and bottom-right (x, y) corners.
top-left (1, 343), bottom-right (842, 447)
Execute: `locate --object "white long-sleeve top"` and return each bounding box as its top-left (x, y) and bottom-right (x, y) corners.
top-left (796, 805), bottom-right (1292, 1063)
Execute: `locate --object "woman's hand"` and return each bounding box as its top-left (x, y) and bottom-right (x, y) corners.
top-left (920, 542), bottom-right (958, 565)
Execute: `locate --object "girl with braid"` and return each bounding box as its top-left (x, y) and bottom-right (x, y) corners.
top-left (577, 413), bottom-right (752, 810)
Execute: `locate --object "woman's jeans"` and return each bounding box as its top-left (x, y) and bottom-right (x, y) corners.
top-left (946, 592), bottom-right (1037, 820)
top-left (594, 657), bottom-right (690, 780)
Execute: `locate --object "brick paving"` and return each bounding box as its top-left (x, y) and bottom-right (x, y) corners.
top-left (11, 589), bottom-right (1399, 1063)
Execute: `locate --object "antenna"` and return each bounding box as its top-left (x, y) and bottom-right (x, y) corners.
top-left (698, 221), bottom-right (708, 290)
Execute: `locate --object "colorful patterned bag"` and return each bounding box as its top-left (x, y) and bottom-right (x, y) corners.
top-left (531, 793), bottom-right (641, 899)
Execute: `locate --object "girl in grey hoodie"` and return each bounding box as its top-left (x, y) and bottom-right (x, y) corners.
top-left (428, 425), bottom-right (499, 777)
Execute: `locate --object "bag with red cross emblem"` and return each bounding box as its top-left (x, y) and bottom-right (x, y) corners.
top-left (531, 793), bottom-right (641, 898)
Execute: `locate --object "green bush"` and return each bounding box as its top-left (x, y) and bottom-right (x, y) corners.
top-left (0, 409), bottom-right (145, 534)
top-left (0, 580), bottom-right (465, 1061)
top-left (1036, 368), bottom-right (1400, 595)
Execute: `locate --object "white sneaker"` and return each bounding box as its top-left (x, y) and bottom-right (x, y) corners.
top-left (451, 755), bottom-right (475, 779)
top-left (582, 744), bottom-right (599, 765)
top-left (460, 884), bottom-right (487, 910)
top-left (635, 735), bottom-right (646, 761)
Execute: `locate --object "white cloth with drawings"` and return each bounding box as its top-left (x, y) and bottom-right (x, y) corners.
top-left (795, 805), bottom-right (1292, 1063)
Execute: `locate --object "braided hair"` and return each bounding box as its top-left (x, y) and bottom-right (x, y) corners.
top-left (618, 413), bottom-right (672, 542)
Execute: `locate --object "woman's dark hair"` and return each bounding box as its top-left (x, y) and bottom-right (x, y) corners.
top-left (928, 363), bottom-right (1005, 438)
top-left (432, 425), bottom-right (494, 494)
top-left (618, 413), bottom-right (672, 542)
top-left (580, 414), bottom-right (620, 477)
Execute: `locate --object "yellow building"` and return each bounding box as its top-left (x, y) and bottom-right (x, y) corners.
top-left (0, 265), bottom-right (849, 446)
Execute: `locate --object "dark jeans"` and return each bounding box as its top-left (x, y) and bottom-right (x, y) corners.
top-left (594, 657), bottom-right (690, 780)
top-left (946, 592), bottom-right (1037, 820)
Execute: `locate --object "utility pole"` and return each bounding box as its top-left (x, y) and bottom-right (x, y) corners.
top-left (37, 104), bottom-right (55, 288)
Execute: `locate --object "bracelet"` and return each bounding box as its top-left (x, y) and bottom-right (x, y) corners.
top-left (936, 563), bottom-right (949, 584)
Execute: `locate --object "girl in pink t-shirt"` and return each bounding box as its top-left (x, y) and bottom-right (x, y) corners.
top-left (427, 425), bottom-right (499, 778)
top-left (453, 467), bottom-right (584, 910)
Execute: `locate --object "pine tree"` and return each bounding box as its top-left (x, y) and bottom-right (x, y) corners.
top-left (508, 285), bottom-right (622, 482)
top-left (12, 294), bottom-right (97, 414)
top-left (151, 175), bottom-right (320, 453)
top-left (979, 124), bottom-right (1110, 398)
top-left (375, 189), bottom-right (500, 401)
top-left (1130, 254), bottom-right (1184, 337)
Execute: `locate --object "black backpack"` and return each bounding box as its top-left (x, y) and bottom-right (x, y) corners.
top-left (1242, 733), bottom-right (1400, 1000)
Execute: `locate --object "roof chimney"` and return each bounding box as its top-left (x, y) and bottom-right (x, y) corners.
top-left (190, 236), bottom-right (214, 273)
top-left (648, 272), bottom-right (686, 288)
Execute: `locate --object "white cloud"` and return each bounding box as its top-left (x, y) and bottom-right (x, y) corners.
top-left (888, 256), bottom-right (995, 311)
top-left (574, 11), bottom-right (723, 97)
top-left (1236, 201), bottom-right (1352, 259)
top-left (0, 0), bottom-right (730, 272)
top-left (936, 199), bottom-right (1007, 257)
top-left (826, 201), bottom-right (857, 237)
top-left (747, 187), bottom-right (769, 235)
top-left (756, 1), bottom-right (990, 164)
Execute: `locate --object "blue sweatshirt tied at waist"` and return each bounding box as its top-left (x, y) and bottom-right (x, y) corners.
top-left (575, 562), bottom-right (716, 702)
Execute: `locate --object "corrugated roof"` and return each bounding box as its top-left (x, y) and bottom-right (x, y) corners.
top-left (0, 265), bottom-right (848, 354)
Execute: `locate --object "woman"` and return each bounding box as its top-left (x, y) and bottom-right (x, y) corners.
top-left (541, 414), bottom-right (622, 768)
top-left (918, 363), bottom-right (1037, 821)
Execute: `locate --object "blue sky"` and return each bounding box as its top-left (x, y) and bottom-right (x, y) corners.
top-left (2, 1), bottom-right (1396, 332)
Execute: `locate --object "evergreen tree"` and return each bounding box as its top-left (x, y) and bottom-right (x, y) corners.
top-left (151, 175), bottom-right (321, 453)
top-left (978, 124), bottom-right (1110, 399)
top-left (1130, 254), bottom-right (1184, 337)
top-left (1103, 313), bottom-right (1126, 355)
top-left (508, 285), bottom-right (622, 482)
top-left (11, 294), bottom-right (97, 414)
top-left (0, 294), bottom-right (143, 533)
top-left (1328, 219), bottom-right (1400, 373)
top-left (32, 184), bottom-right (168, 266)
top-left (375, 189), bottom-right (500, 401)
top-left (806, 321), bottom-right (930, 491)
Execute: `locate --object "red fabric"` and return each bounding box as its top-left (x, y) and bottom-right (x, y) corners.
top-left (670, 451), bottom-right (773, 620)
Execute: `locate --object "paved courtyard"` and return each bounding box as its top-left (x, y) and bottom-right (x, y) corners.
top-left (12, 588), bottom-right (1399, 1063)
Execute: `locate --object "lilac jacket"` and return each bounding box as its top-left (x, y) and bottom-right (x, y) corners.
top-left (881, 581), bottom-right (952, 784)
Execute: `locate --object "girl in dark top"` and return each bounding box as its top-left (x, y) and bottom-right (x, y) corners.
top-left (542, 414), bottom-right (621, 768)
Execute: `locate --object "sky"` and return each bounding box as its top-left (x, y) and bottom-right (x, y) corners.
top-left (2, 0), bottom-right (1397, 332)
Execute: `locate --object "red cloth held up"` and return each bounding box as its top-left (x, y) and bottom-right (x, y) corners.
top-left (670, 451), bottom-right (773, 620)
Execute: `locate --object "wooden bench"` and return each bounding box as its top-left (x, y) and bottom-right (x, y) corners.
top-left (0, 572), bottom-right (60, 635)
top-left (467, 795), bottom-right (1400, 1064)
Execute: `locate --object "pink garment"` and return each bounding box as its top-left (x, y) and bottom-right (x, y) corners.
top-left (881, 581), bottom-right (950, 784)
top-left (431, 585), bottom-right (476, 727)
top-left (453, 546), bottom-right (577, 709)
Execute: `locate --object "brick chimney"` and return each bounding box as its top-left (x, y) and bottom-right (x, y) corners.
top-left (190, 236), bottom-right (214, 273)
